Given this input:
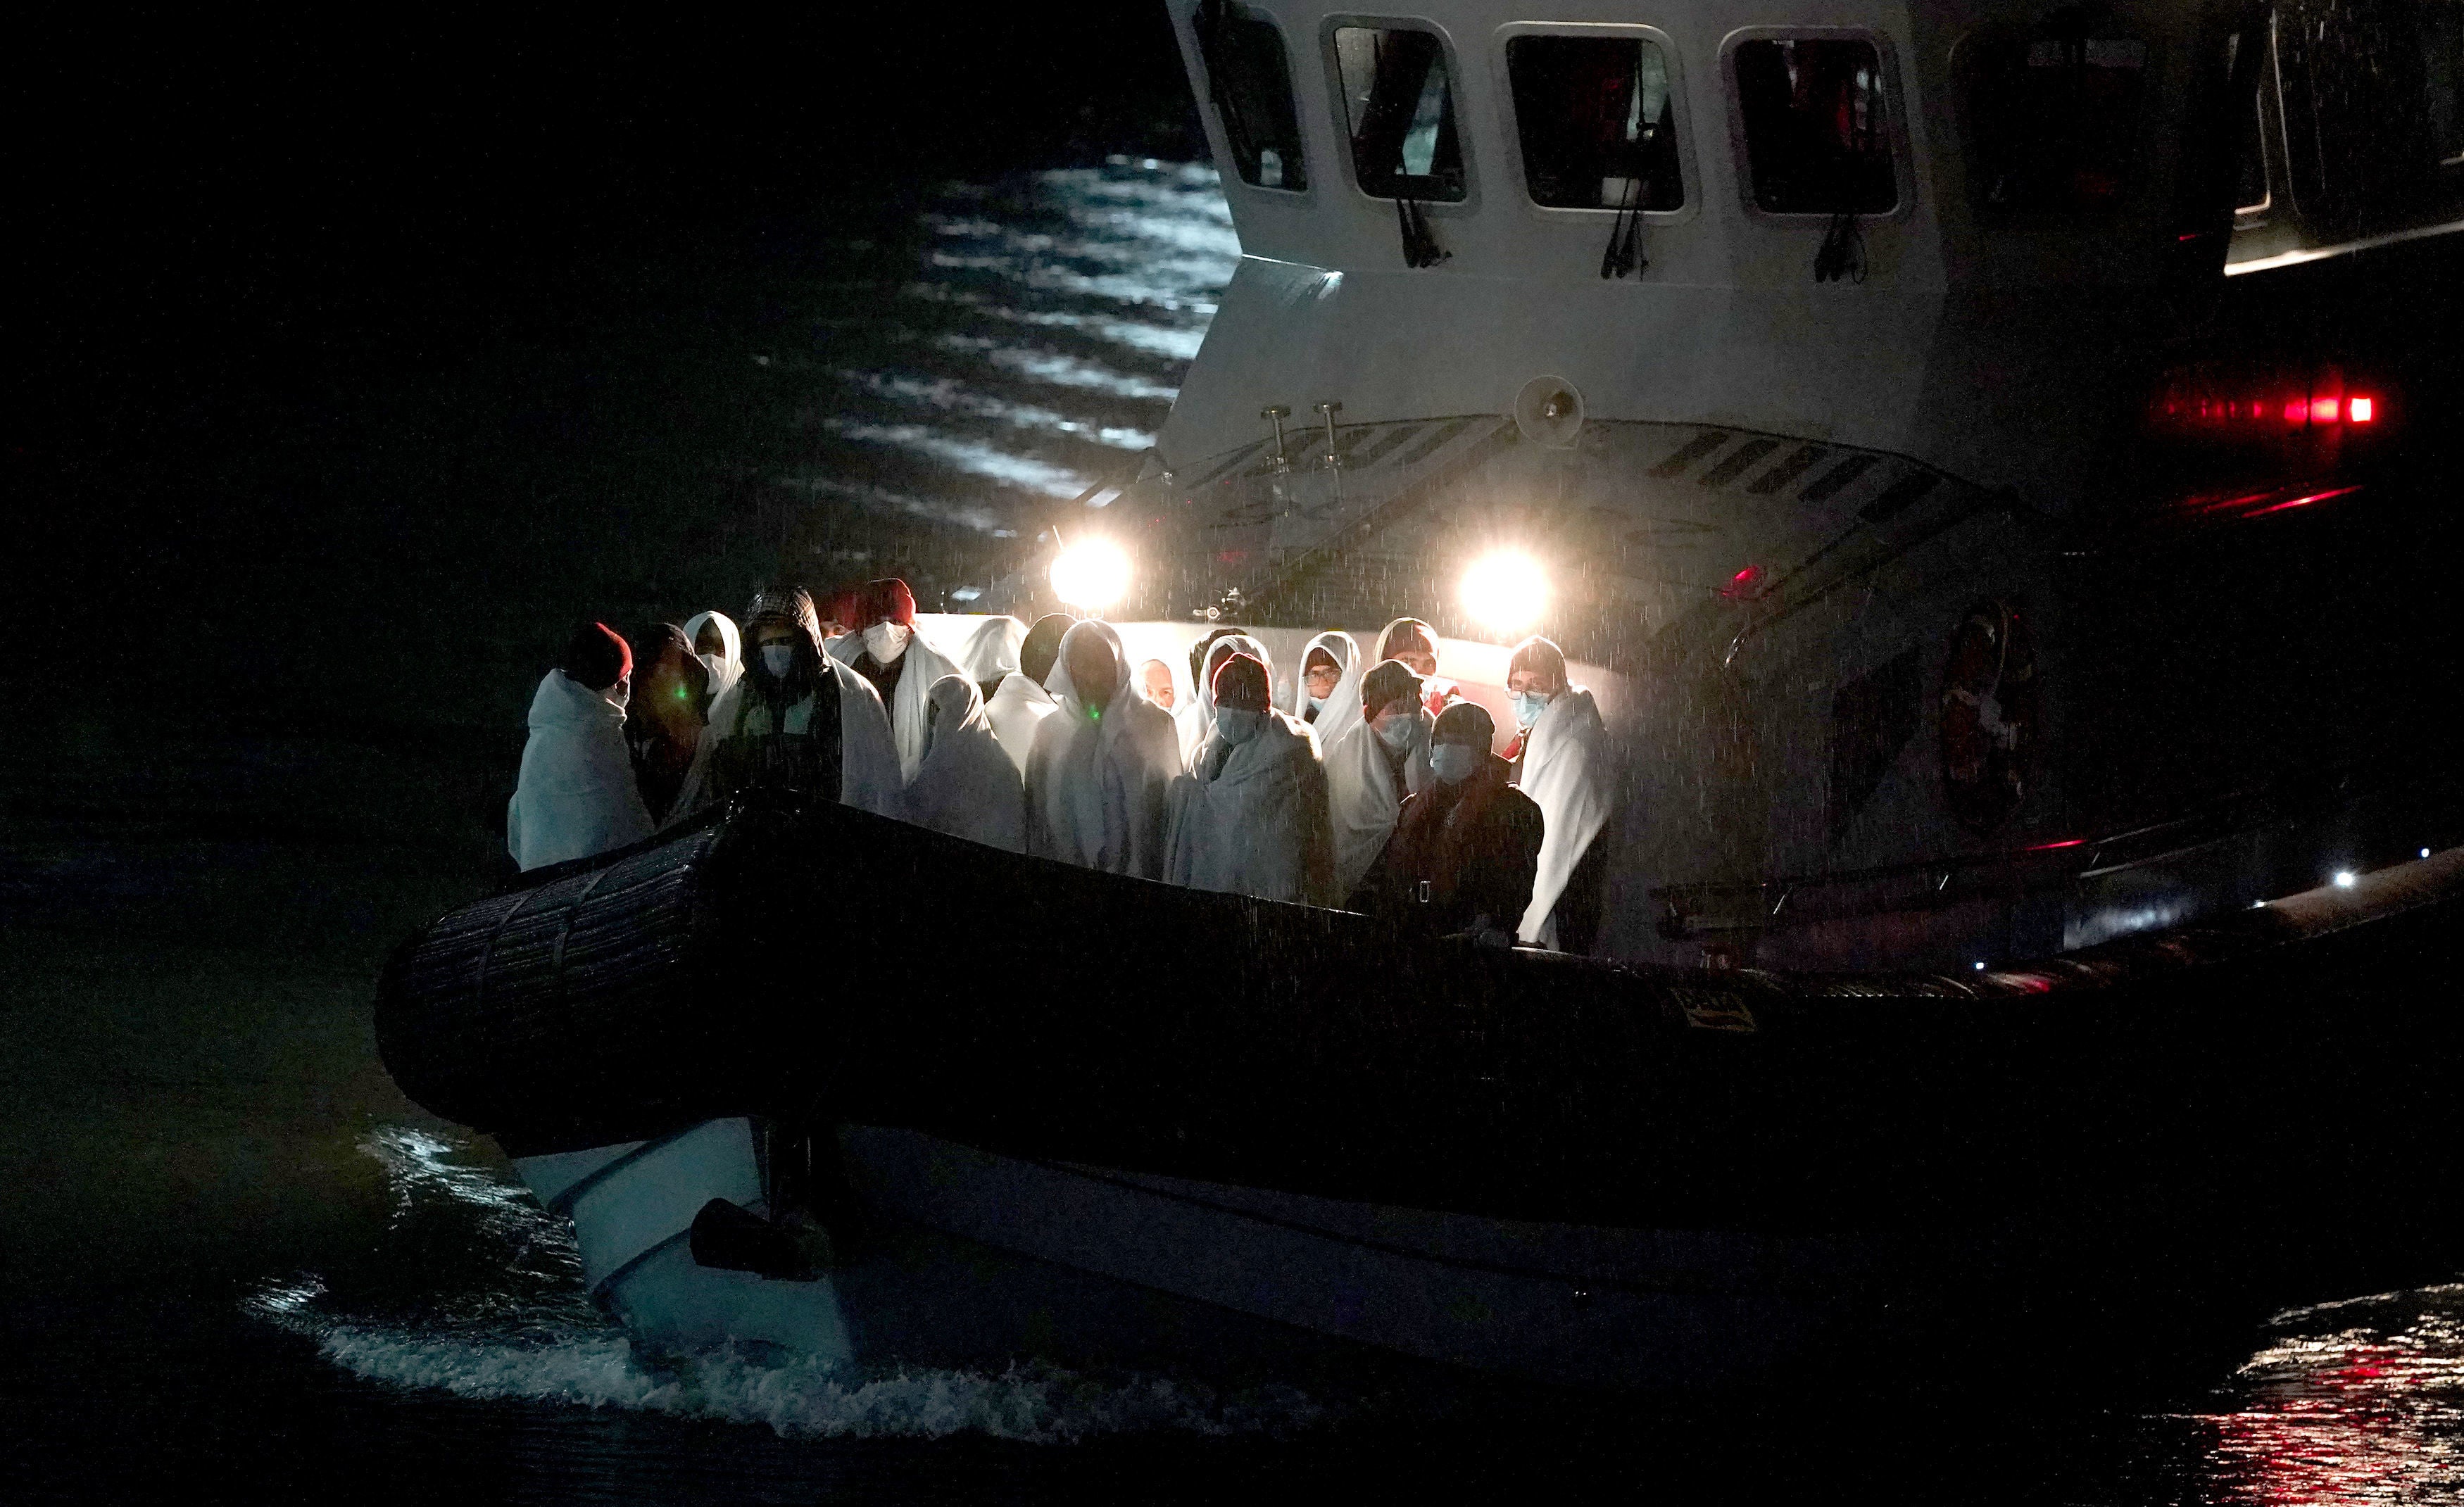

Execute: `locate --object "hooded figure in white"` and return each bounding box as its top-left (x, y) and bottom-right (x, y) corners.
top-left (669, 586), bottom-right (903, 824)
top-left (508, 623), bottom-right (657, 871)
top-left (1024, 619), bottom-right (1181, 877)
top-left (1174, 632), bottom-right (1272, 771)
top-left (1165, 651), bottom-right (1335, 905)
top-left (825, 578), bottom-right (967, 784)
top-left (957, 615), bottom-right (1026, 698)
top-left (1324, 657), bottom-right (1435, 902)
top-left (986, 612), bottom-right (1073, 776)
top-left (1507, 636), bottom-right (1614, 949)
top-left (903, 674), bottom-right (1026, 852)
top-left (1286, 630), bottom-right (1366, 755)
top-left (681, 610), bottom-right (744, 702)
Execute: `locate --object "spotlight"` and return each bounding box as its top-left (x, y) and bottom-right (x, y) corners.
top-left (2333, 871), bottom-right (2356, 889)
top-left (1050, 539), bottom-right (1131, 610)
top-left (1462, 552), bottom-right (1550, 635)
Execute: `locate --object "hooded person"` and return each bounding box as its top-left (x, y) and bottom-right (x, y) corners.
top-left (1365, 700), bottom-right (1544, 944)
top-left (1373, 617), bottom-right (1464, 719)
top-left (669, 585), bottom-right (901, 822)
top-left (681, 610), bottom-right (743, 702)
top-left (624, 622), bottom-right (711, 824)
top-left (1287, 630), bottom-right (1366, 750)
top-left (1175, 631), bottom-right (1273, 771)
top-left (508, 622), bottom-right (658, 871)
top-left (1324, 658), bottom-right (1436, 904)
top-left (986, 611), bottom-right (1073, 776)
top-left (1506, 635), bottom-right (1614, 951)
top-left (1165, 652), bottom-right (1335, 904)
top-left (826, 578), bottom-right (967, 783)
top-left (957, 614), bottom-right (1027, 705)
top-left (903, 674), bottom-right (1026, 852)
top-left (1024, 619), bottom-right (1181, 876)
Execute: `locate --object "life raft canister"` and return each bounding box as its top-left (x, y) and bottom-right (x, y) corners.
top-left (1939, 598), bottom-right (2040, 831)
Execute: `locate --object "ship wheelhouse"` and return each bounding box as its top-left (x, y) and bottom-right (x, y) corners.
top-left (980, 0), bottom-right (2462, 973)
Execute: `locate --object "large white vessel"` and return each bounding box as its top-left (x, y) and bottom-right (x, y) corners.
top-left (377, 0), bottom-right (2464, 1393)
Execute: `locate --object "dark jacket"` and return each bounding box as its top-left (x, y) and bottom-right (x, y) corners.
top-left (1364, 753), bottom-right (1543, 934)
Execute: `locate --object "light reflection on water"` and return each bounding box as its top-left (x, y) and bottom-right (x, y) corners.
top-left (2187, 1285), bottom-right (2464, 1503)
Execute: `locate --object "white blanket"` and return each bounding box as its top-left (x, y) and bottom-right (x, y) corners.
top-left (1323, 714), bottom-right (1431, 901)
top-left (905, 674), bottom-right (1025, 852)
top-left (1286, 629), bottom-right (1365, 758)
top-left (668, 661), bottom-right (903, 824)
top-left (985, 670), bottom-right (1059, 776)
top-left (1516, 686), bottom-right (1614, 947)
top-left (507, 669), bottom-right (656, 871)
top-left (681, 611), bottom-right (743, 702)
top-left (1026, 621), bottom-right (1181, 877)
top-left (955, 615), bottom-right (1026, 685)
top-left (1166, 710), bottom-right (1333, 904)
top-left (828, 628), bottom-right (964, 782)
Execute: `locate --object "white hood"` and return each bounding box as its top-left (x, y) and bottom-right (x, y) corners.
top-left (904, 674), bottom-right (1025, 853)
top-left (681, 611), bottom-right (743, 701)
top-left (1174, 633), bottom-right (1272, 772)
top-left (667, 659), bottom-right (903, 825)
top-left (1165, 709), bottom-right (1334, 905)
top-left (984, 671), bottom-right (1059, 777)
top-left (1323, 713), bottom-right (1431, 901)
top-left (507, 669), bottom-right (656, 871)
top-left (1025, 619), bottom-right (1181, 877)
top-left (1286, 629), bottom-right (1365, 757)
top-left (955, 615), bottom-right (1026, 685)
top-left (1516, 686), bottom-right (1613, 947)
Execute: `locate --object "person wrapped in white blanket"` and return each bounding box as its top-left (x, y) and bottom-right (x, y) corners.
top-left (681, 610), bottom-right (743, 702)
top-left (1174, 629), bottom-right (1272, 772)
top-left (903, 674), bottom-right (1026, 852)
top-left (957, 614), bottom-right (1026, 707)
top-left (1506, 635), bottom-right (1614, 952)
top-left (1024, 619), bottom-right (1181, 876)
top-left (827, 578), bottom-right (967, 784)
top-left (507, 622), bottom-right (657, 871)
top-left (667, 586), bottom-right (902, 824)
top-left (1288, 630), bottom-right (1366, 753)
top-left (1165, 652), bottom-right (1335, 905)
top-left (1324, 657), bottom-right (1435, 906)
top-left (985, 612), bottom-right (1074, 777)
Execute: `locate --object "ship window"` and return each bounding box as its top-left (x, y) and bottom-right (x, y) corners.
top-left (1193, 1), bottom-right (1309, 191)
top-left (2235, 88), bottom-right (2270, 215)
top-left (1732, 37), bottom-right (1898, 215)
top-left (1959, 30), bottom-right (2149, 213)
top-left (1507, 34), bottom-right (1685, 210)
top-left (1331, 24), bottom-right (1468, 201)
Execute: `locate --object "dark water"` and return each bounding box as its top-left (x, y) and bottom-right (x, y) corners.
top-left (8, 160), bottom-right (2461, 1503)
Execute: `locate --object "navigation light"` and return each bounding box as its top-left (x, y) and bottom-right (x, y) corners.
top-left (1462, 552), bottom-right (1550, 635)
top-left (2334, 870), bottom-right (2356, 888)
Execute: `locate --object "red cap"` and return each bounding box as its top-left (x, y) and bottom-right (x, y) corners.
top-left (560, 621), bottom-right (632, 691)
top-left (1212, 652), bottom-right (1270, 712)
top-left (859, 578), bottom-right (917, 627)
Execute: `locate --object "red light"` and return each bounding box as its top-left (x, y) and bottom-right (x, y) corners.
top-left (2349, 396), bottom-right (2375, 423)
top-left (2311, 397), bottom-right (2342, 423)
top-left (2284, 401), bottom-right (2308, 422)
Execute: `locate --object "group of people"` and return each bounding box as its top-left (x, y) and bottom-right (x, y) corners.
top-left (507, 581), bottom-right (1614, 950)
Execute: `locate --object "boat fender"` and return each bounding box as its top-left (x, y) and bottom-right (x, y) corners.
top-left (689, 1197), bottom-right (828, 1280)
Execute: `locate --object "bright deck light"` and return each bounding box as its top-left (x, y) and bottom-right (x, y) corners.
top-left (1050, 539), bottom-right (1131, 610)
top-left (2333, 870), bottom-right (2357, 888)
top-left (1462, 552), bottom-right (1550, 635)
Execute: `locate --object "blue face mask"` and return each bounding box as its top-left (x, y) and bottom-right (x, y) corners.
top-left (1428, 743), bottom-right (1480, 784)
top-left (1216, 708), bottom-right (1267, 745)
top-left (1511, 691), bottom-right (1552, 730)
top-left (762, 645), bottom-right (795, 678)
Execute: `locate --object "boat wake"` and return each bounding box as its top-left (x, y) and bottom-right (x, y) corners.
top-left (246, 1125), bottom-right (1332, 1444)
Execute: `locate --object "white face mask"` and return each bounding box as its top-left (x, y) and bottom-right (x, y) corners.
top-left (1375, 710), bottom-right (1426, 752)
top-left (1511, 691), bottom-right (1552, 730)
top-left (698, 652), bottom-right (728, 681)
top-left (862, 622), bottom-right (912, 664)
top-left (761, 644), bottom-right (795, 678)
top-left (1216, 708), bottom-right (1268, 745)
top-left (1428, 743), bottom-right (1480, 785)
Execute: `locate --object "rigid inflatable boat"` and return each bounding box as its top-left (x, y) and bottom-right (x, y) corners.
top-left (379, 0), bottom-right (2464, 1387)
